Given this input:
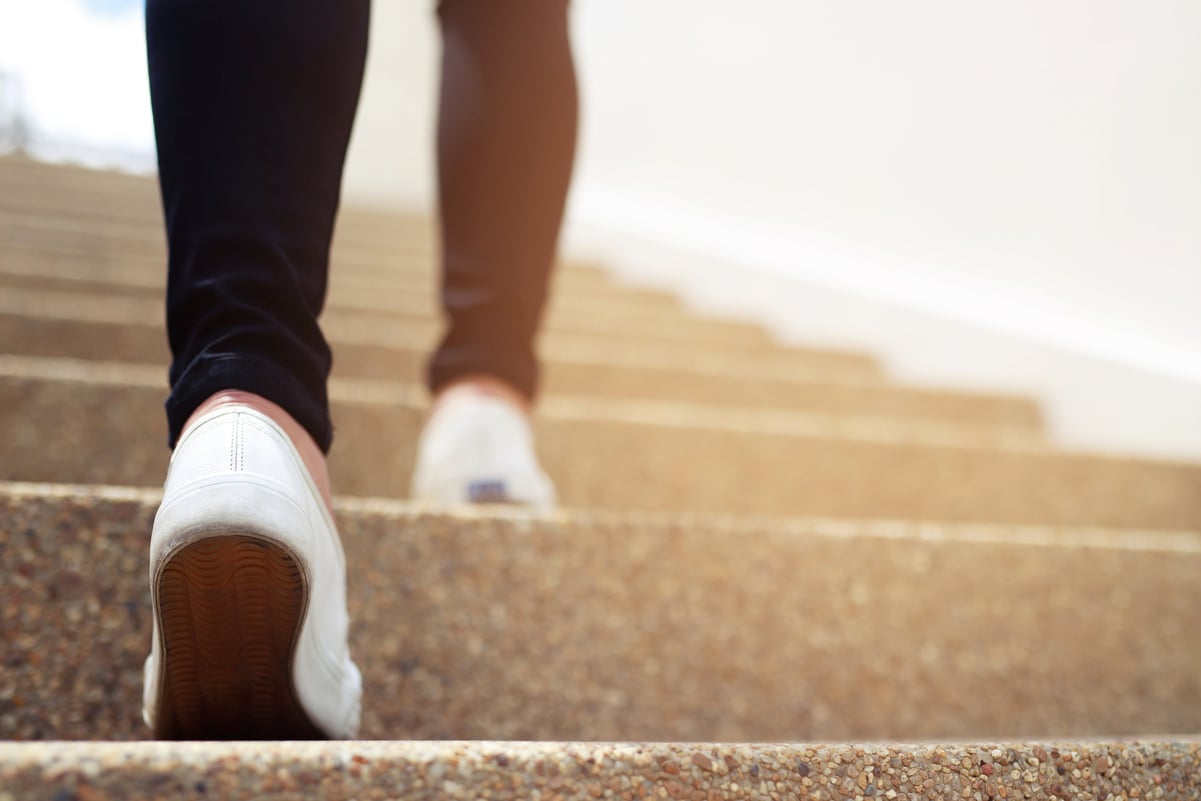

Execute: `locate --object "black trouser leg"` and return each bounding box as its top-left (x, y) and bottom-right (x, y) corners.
top-left (147, 0), bottom-right (369, 453)
top-left (429, 0), bottom-right (579, 402)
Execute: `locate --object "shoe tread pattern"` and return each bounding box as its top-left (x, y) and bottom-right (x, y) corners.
top-left (153, 534), bottom-right (326, 740)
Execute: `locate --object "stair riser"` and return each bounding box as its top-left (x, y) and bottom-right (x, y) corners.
top-left (0, 376), bottom-right (1195, 528)
top-left (0, 317), bottom-right (1041, 429)
top-left (3, 490), bottom-right (1199, 742)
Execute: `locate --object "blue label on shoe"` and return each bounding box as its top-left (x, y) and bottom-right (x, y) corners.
top-left (467, 480), bottom-right (509, 503)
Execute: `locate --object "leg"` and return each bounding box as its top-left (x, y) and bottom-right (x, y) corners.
top-left (143, 0), bottom-right (368, 740)
top-left (149, 0), bottom-right (369, 462)
top-left (428, 0), bottom-right (579, 403)
top-left (412, 0), bottom-right (577, 507)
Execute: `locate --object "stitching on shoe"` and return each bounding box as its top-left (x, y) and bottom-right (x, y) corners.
top-left (229, 417), bottom-right (237, 473)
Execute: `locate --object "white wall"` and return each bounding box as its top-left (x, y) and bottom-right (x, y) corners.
top-left (563, 0), bottom-right (1201, 388)
top-left (340, 2), bottom-right (439, 207)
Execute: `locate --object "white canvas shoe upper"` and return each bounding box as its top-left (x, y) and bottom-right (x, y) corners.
top-left (142, 405), bottom-right (362, 739)
top-left (410, 394), bottom-right (556, 508)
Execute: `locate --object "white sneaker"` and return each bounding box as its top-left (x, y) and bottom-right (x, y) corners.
top-left (410, 394), bottom-right (556, 508)
top-left (143, 405), bottom-right (362, 740)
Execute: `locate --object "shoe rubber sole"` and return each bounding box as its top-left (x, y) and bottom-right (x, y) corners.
top-left (151, 533), bottom-right (326, 740)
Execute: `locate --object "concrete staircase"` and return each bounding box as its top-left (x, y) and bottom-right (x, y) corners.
top-left (1, 154), bottom-right (1198, 799)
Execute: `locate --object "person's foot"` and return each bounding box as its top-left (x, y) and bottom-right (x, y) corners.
top-left (143, 392), bottom-right (361, 740)
top-left (410, 375), bottom-right (556, 507)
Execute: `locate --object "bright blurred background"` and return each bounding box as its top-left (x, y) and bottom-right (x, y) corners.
top-left (2, 0), bottom-right (1199, 459)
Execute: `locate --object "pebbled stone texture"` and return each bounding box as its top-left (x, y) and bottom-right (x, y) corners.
top-left (3, 485), bottom-right (1199, 743)
top-left (1, 740), bottom-right (1200, 801)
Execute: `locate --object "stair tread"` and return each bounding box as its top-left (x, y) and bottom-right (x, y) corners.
top-left (0, 313), bottom-right (892, 390)
top-left (0, 279), bottom-right (881, 374)
top-left (4, 482), bottom-right (1199, 743)
top-left (0, 266), bottom-right (692, 318)
top-left (4, 358), bottom-right (1199, 527)
top-left (2, 740), bottom-right (1199, 801)
top-left (0, 354), bottom-right (1044, 444)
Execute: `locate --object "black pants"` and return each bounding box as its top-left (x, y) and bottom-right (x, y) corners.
top-left (146, 0), bottom-right (578, 454)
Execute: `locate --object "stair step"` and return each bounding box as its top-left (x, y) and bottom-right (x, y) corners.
top-left (0, 191), bottom-right (429, 246)
top-left (0, 211), bottom-right (169, 253)
top-left (0, 155), bottom-right (159, 195)
top-left (0, 310), bottom-right (1041, 428)
top-left (0, 273), bottom-right (775, 350)
top-left (0, 210), bottom-right (449, 268)
top-left (0, 187), bottom-right (446, 250)
top-left (1, 358), bottom-right (1196, 528)
top-left (4, 483), bottom-right (1199, 742)
top-left (0, 158), bottom-right (440, 237)
top-left (0, 262), bottom-right (688, 319)
top-left (0, 210), bottom-right (435, 270)
top-left (0, 235), bottom-right (672, 308)
top-left (2, 740), bottom-right (1198, 801)
top-left (0, 193), bottom-right (429, 250)
top-left (0, 313), bottom-right (888, 396)
top-left (0, 287), bottom-right (885, 380)
top-left (0, 189), bottom-right (431, 243)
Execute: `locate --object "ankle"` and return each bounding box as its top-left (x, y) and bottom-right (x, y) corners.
top-left (431, 375), bottom-right (531, 418)
top-left (182, 390), bottom-right (335, 514)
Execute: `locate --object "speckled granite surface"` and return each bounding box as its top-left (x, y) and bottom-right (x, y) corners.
top-left (2, 740), bottom-right (1199, 801)
top-left (1, 369), bottom-right (1198, 528)
top-left (3, 484), bottom-right (1199, 743)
